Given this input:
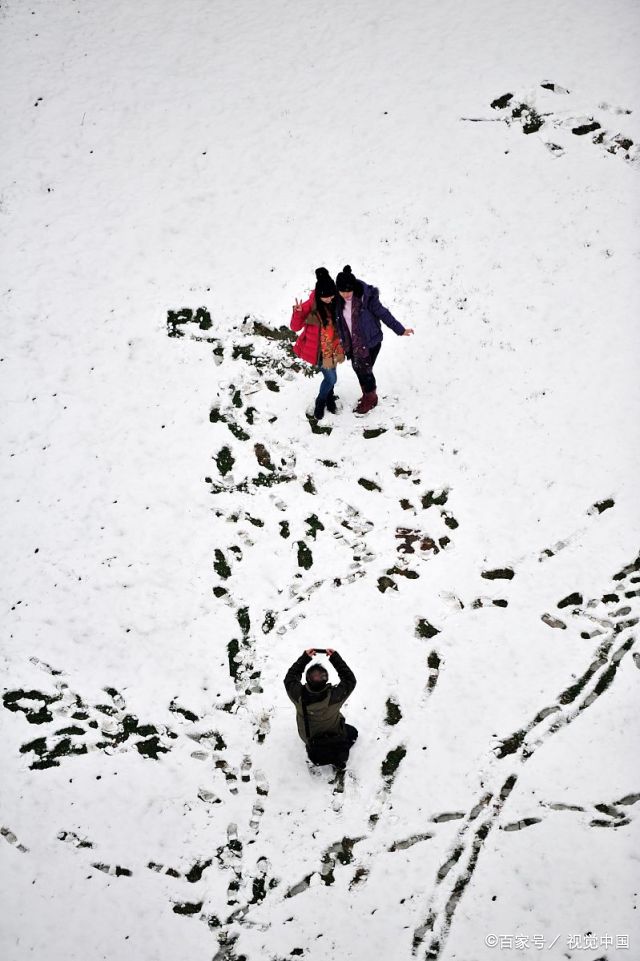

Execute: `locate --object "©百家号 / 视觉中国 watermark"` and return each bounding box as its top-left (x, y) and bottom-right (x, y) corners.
top-left (484, 933), bottom-right (630, 950)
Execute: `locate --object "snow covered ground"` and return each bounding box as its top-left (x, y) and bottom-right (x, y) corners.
top-left (1, 1), bottom-right (639, 959)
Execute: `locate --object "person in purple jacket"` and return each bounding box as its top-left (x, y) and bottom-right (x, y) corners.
top-left (334, 265), bottom-right (414, 414)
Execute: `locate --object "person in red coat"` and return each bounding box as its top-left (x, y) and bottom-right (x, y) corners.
top-left (291, 268), bottom-right (345, 420)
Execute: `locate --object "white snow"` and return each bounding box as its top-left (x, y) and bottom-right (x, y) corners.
top-left (1, 1), bottom-right (639, 959)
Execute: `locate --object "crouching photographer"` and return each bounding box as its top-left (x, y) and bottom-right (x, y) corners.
top-left (284, 648), bottom-right (358, 769)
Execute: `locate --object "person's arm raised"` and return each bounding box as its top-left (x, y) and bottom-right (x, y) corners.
top-left (327, 650), bottom-right (357, 701)
top-left (283, 650), bottom-right (313, 701)
top-left (290, 294), bottom-right (314, 330)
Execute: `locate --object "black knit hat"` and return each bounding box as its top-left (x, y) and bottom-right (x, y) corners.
top-left (305, 663), bottom-right (329, 692)
top-left (336, 264), bottom-right (356, 292)
top-left (315, 267), bottom-right (337, 298)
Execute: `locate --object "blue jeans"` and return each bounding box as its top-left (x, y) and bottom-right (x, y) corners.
top-left (317, 367), bottom-right (337, 401)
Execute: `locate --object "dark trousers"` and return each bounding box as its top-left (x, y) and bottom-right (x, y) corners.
top-left (306, 724), bottom-right (359, 767)
top-left (345, 724), bottom-right (359, 745)
top-left (352, 342), bottom-right (381, 393)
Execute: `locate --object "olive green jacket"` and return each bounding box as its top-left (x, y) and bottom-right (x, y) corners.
top-left (284, 652), bottom-right (357, 744)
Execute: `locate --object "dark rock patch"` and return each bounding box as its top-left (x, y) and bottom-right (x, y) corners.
top-left (382, 745), bottom-right (407, 783)
top-left (396, 528), bottom-right (440, 555)
top-left (169, 701), bottom-right (199, 723)
top-left (185, 860), bottom-right (213, 884)
top-left (385, 698), bottom-right (402, 726)
top-left (386, 565), bottom-right (419, 579)
top-left (213, 549), bottom-right (232, 579)
top-left (491, 93), bottom-right (513, 110)
top-left (297, 541), bottom-right (313, 570)
top-left (173, 901), bottom-right (203, 916)
top-left (572, 121), bottom-right (601, 135)
top-left (541, 82), bottom-right (570, 93)
top-left (511, 102), bottom-right (544, 133)
top-left (306, 414), bottom-right (332, 435)
top-left (421, 489), bottom-right (448, 509)
top-left (253, 321), bottom-right (295, 343)
top-left (557, 591), bottom-right (583, 609)
top-left (589, 497), bottom-right (615, 514)
top-left (416, 618), bottom-right (440, 639)
top-left (377, 576), bottom-right (397, 594)
top-left (495, 729), bottom-right (526, 758)
top-left (21, 735), bottom-right (89, 770)
top-left (254, 443), bottom-right (274, 470)
top-left (481, 567), bottom-right (514, 581)
top-left (305, 514), bottom-right (325, 539)
top-left (441, 511), bottom-right (459, 530)
top-left (216, 446), bottom-right (234, 476)
top-left (3, 689), bottom-right (60, 725)
top-left (167, 307), bottom-right (212, 338)
top-left (358, 477), bottom-right (382, 492)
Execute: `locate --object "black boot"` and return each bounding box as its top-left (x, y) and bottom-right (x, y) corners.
top-left (326, 389), bottom-right (338, 414)
top-left (313, 396), bottom-right (325, 420)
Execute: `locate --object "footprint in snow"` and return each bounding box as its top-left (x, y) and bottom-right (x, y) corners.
top-left (249, 801), bottom-right (265, 835)
top-left (254, 770), bottom-right (269, 796)
top-left (1, 826), bottom-right (28, 853)
top-left (57, 830), bottom-right (92, 849)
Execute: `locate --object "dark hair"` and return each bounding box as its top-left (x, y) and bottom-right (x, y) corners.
top-left (314, 267), bottom-right (337, 327)
top-left (316, 295), bottom-right (336, 327)
top-left (306, 663), bottom-right (329, 692)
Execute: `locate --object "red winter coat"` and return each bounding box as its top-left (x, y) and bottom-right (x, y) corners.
top-left (290, 292), bottom-right (321, 365)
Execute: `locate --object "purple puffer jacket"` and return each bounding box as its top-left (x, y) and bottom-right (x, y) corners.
top-left (335, 280), bottom-right (405, 352)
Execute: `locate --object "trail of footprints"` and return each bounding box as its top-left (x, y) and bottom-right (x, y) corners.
top-left (411, 550), bottom-right (638, 960)
top-left (283, 669), bottom-right (443, 906)
top-left (485, 82), bottom-right (638, 167)
top-left (2, 312), bottom-right (636, 960)
top-left (206, 502), bottom-right (632, 961)
top-left (2, 681), bottom-right (176, 769)
top-left (193, 305), bottom-right (465, 714)
top-left (170, 768), bottom-right (277, 941)
top-left (507, 790), bottom-right (640, 831)
top-left (4, 550), bottom-right (637, 958)
top-left (52, 750), bottom-right (275, 937)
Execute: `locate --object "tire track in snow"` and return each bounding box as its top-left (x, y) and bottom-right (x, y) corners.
top-left (411, 552), bottom-right (638, 959)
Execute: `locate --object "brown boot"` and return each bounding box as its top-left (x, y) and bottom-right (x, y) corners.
top-left (353, 393), bottom-right (366, 413)
top-left (355, 390), bottom-right (378, 415)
